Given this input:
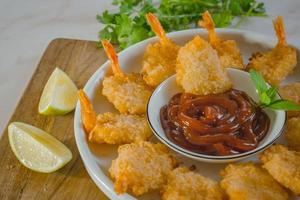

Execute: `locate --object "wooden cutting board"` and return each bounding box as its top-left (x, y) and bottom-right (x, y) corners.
top-left (0, 38), bottom-right (110, 200)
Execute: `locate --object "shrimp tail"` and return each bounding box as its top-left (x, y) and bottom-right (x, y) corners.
top-left (198, 11), bottom-right (220, 44)
top-left (146, 13), bottom-right (169, 44)
top-left (273, 16), bottom-right (287, 46)
top-left (78, 89), bottom-right (97, 134)
top-left (101, 40), bottom-right (124, 76)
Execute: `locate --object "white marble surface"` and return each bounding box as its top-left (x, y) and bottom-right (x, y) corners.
top-left (0, 0), bottom-right (299, 136)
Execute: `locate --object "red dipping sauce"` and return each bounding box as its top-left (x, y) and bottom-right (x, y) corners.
top-left (160, 89), bottom-right (270, 156)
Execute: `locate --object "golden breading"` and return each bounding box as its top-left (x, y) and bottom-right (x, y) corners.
top-left (78, 90), bottom-right (151, 144)
top-left (279, 82), bottom-right (300, 117)
top-left (284, 117), bottom-right (300, 151)
top-left (247, 16), bottom-right (297, 86)
top-left (109, 142), bottom-right (177, 196)
top-left (102, 73), bottom-right (152, 114)
top-left (260, 144), bottom-right (300, 195)
top-left (199, 11), bottom-right (244, 69)
top-left (220, 162), bottom-right (289, 200)
top-left (142, 13), bottom-right (179, 87)
top-left (89, 113), bottom-right (152, 144)
top-left (176, 36), bottom-right (232, 95)
top-left (142, 41), bottom-right (179, 87)
top-left (214, 40), bottom-right (244, 69)
top-left (161, 167), bottom-right (225, 200)
top-left (101, 40), bottom-right (153, 115)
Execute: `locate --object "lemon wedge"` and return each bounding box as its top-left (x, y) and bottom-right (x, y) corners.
top-left (8, 122), bottom-right (72, 173)
top-left (38, 67), bottom-right (78, 115)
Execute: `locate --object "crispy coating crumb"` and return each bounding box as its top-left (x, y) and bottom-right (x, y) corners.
top-left (199, 11), bottom-right (244, 69)
top-left (247, 16), bottom-right (297, 86)
top-left (220, 162), bottom-right (289, 200)
top-left (89, 113), bottom-right (152, 144)
top-left (142, 12), bottom-right (179, 87)
top-left (142, 40), bottom-right (179, 87)
top-left (247, 47), bottom-right (296, 85)
top-left (176, 36), bottom-right (232, 95)
top-left (102, 73), bottom-right (152, 114)
top-left (284, 117), bottom-right (300, 151)
top-left (109, 142), bottom-right (177, 196)
top-left (214, 40), bottom-right (244, 69)
top-left (161, 167), bottom-right (225, 200)
top-left (260, 144), bottom-right (300, 195)
top-left (279, 82), bottom-right (300, 117)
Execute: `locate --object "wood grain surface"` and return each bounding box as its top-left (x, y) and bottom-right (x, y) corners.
top-left (0, 38), bottom-right (109, 200)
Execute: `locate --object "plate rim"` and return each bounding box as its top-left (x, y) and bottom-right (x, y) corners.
top-left (74, 28), bottom-right (291, 200)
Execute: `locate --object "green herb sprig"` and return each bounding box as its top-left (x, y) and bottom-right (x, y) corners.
top-left (249, 69), bottom-right (300, 111)
top-left (97, 0), bottom-right (266, 50)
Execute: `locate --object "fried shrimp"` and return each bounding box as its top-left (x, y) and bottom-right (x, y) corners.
top-left (260, 144), bottom-right (300, 195)
top-left (176, 35), bottom-right (232, 95)
top-left (101, 40), bottom-right (152, 114)
top-left (78, 90), bottom-right (152, 144)
top-left (141, 13), bottom-right (179, 87)
top-left (284, 117), bottom-right (300, 151)
top-left (199, 11), bottom-right (244, 69)
top-left (109, 141), bottom-right (177, 196)
top-left (247, 16), bottom-right (297, 85)
top-left (220, 162), bottom-right (289, 200)
top-left (279, 82), bottom-right (300, 117)
top-left (161, 167), bottom-right (225, 200)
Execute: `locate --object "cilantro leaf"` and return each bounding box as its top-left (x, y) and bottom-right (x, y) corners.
top-left (98, 25), bottom-right (118, 43)
top-left (97, 0), bottom-right (266, 50)
top-left (212, 12), bottom-right (233, 28)
top-left (229, 0), bottom-right (243, 15)
top-left (97, 11), bottom-right (115, 24)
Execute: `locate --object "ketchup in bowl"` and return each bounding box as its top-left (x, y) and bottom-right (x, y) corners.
top-left (160, 89), bottom-right (270, 156)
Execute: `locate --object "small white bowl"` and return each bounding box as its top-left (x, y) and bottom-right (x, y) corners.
top-left (147, 68), bottom-right (286, 163)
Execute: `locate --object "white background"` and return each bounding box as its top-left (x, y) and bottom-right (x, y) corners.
top-left (1, 0), bottom-right (300, 136)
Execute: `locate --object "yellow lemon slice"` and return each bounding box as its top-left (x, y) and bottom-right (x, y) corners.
top-left (8, 122), bottom-right (72, 173)
top-left (38, 67), bottom-right (78, 115)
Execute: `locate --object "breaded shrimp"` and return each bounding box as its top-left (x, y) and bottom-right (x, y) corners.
top-left (78, 90), bottom-right (152, 144)
top-left (199, 11), bottom-right (244, 69)
top-left (101, 40), bottom-right (153, 114)
top-left (161, 167), bottom-right (225, 200)
top-left (176, 35), bottom-right (232, 95)
top-left (141, 13), bottom-right (179, 87)
top-left (279, 82), bottom-right (300, 117)
top-left (220, 162), bottom-right (289, 200)
top-left (247, 16), bottom-right (297, 85)
top-left (109, 141), bottom-right (177, 196)
top-left (78, 90), bottom-right (97, 133)
top-left (284, 117), bottom-right (300, 151)
top-left (260, 144), bottom-right (300, 195)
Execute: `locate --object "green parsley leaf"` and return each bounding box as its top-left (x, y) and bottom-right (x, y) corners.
top-left (229, 0), bottom-right (243, 15)
top-left (98, 25), bottom-right (118, 44)
top-left (97, 11), bottom-right (115, 24)
top-left (97, 0), bottom-right (266, 50)
top-left (268, 100), bottom-right (300, 111)
top-left (212, 12), bottom-right (233, 28)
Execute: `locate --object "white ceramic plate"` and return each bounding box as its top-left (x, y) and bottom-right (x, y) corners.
top-left (74, 29), bottom-right (300, 200)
